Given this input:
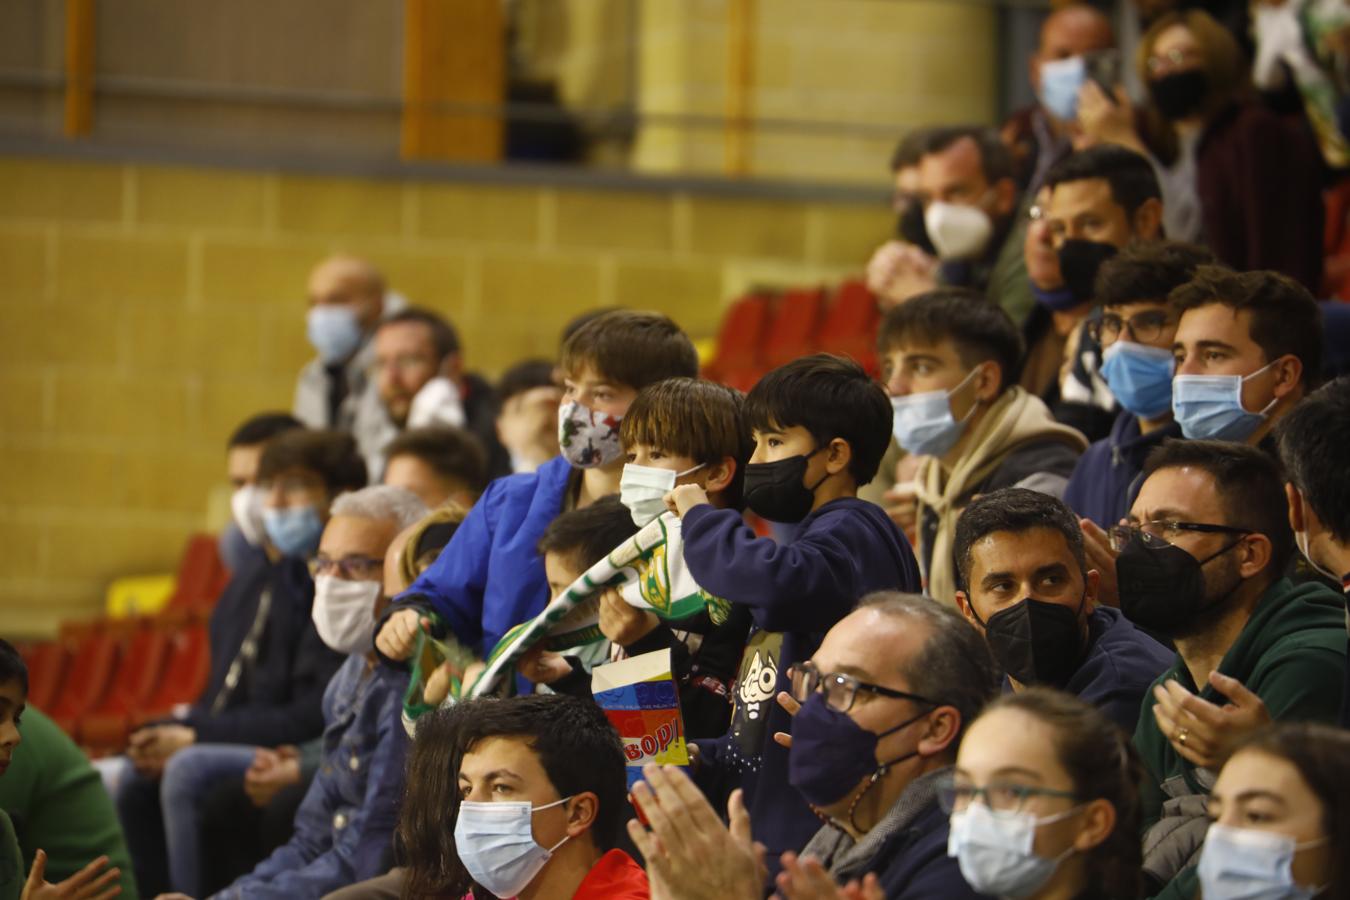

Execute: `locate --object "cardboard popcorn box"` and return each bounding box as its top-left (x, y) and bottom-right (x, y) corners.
top-left (591, 648), bottom-right (689, 789)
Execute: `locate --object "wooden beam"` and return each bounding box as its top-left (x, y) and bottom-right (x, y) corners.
top-left (725, 0), bottom-right (755, 178)
top-left (64, 0), bottom-right (95, 137)
top-left (402, 0), bottom-right (505, 162)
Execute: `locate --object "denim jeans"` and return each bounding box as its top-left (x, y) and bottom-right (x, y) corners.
top-left (160, 744), bottom-right (258, 897)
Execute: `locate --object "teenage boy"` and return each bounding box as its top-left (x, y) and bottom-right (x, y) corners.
top-left (374, 311), bottom-right (699, 672)
top-left (1063, 241), bottom-right (1214, 528)
top-left (665, 354), bottom-right (922, 869)
top-left (881, 289), bottom-right (1086, 604)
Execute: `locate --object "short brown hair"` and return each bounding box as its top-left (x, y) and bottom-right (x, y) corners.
top-left (1169, 265), bottom-right (1322, 389)
top-left (257, 429), bottom-right (367, 495)
top-left (384, 426), bottom-right (489, 498)
top-left (620, 377), bottom-right (753, 509)
top-left (558, 310), bottom-right (699, 392)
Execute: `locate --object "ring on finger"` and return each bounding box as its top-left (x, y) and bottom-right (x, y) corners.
top-left (1178, 727), bottom-right (1189, 747)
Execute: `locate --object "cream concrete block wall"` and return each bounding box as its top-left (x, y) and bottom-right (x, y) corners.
top-left (0, 155), bottom-right (890, 637)
top-left (633, 0), bottom-right (997, 183)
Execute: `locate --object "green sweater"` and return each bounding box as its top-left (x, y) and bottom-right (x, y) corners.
top-left (1134, 577), bottom-right (1347, 899)
top-left (0, 708), bottom-right (138, 900)
top-left (0, 810), bottom-right (21, 900)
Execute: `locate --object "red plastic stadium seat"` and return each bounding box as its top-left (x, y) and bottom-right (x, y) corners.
top-left (166, 534), bottom-right (230, 615)
top-left (46, 628), bottom-right (121, 738)
top-left (704, 292), bottom-right (774, 391)
top-left (761, 287), bottom-right (826, 369)
top-left (135, 622), bottom-right (210, 727)
top-left (818, 280), bottom-right (881, 375)
top-left (20, 642), bottom-right (67, 713)
top-left (79, 622), bottom-right (171, 750)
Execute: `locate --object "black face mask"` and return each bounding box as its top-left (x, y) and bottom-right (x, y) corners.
top-left (1149, 70), bottom-right (1208, 121)
top-left (1117, 532), bottom-right (1244, 634)
top-left (897, 201), bottom-right (937, 257)
top-left (1057, 239), bottom-right (1119, 306)
top-left (978, 596), bottom-right (1088, 687)
top-left (743, 450), bottom-right (829, 524)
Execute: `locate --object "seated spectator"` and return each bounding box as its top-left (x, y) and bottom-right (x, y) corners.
top-left (866, 130), bottom-right (940, 310)
top-left (1063, 241), bottom-right (1213, 528)
top-left (0, 640), bottom-right (128, 900)
top-left (881, 290), bottom-right (1085, 603)
top-left (294, 256), bottom-right (396, 431)
top-left (494, 359), bottom-right (563, 474)
top-left (219, 412), bottom-right (304, 575)
top-left (108, 430), bottom-right (363, 896)
top-left (1114, 440), bottom-right (1346, 897)
top-left (1168, 266), bottom-right (1322, 447)
top-left (381, 426), bottom-right (488, 510)
top-left (1275, 376), bottom-right (1350, 726)
top-left (398, 694), bottom-right (648, 900)
top-left (665, 355), bottom-right (921, 868)
top-left (374, 311), bottom-right (699, 680)
top-left (944, 688), bottom-right (1144, 900)
top-left (1078, 9), bottom-right (1324, 290)
top-left (354, 308), bottom-right (508, 480)
top-left (208, 486), bottom-right (427, 900)
top-left (1195, 722), bottom-right (1350, 899)
top-left (953, 488), bottom-right (1172, 731)
top-left (1028, 145), bottom-right (1165, 441)
top-left (628, 592), bottom-right (1000, 899)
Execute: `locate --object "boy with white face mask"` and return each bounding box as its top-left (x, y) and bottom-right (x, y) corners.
top-left (219, 413), bottom-right (304, 574)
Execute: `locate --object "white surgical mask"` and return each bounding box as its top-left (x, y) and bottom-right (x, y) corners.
top-left (454, 797), bottom-right (572, 898)
top-left (1197, 823), bottom-right (1327, 900)
top-left (948, 801), bottom-right (1080, 899)
top-left (620, 462), bottom-right (706, 527)
top-left (230, 484), bottom-right (267, 548)
top-left (890, 367), bottom-right (979, 457)
top-left (924, 201), bottom-right (995, 261)
top-left (312, 575), bottom-right (381, 656)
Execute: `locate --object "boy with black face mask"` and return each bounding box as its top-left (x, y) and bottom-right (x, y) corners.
top-left (665, 353), bottom-right (922, 874)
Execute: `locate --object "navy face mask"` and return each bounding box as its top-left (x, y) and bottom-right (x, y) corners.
top-left (787, 692), bottom-right (928, 809)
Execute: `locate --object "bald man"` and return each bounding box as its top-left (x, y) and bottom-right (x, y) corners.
top-left (1002, 3), bottom-right (1116, 193)
top-left (293, 255), bottom-right (403, 430)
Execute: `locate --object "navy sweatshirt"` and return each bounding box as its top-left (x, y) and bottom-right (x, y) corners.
top-left (1064, 607), bottom-right (1175, 733)
top-left (682, 497), bottom-right (921, 858)
top-left (1063, 411), bottom-right (1181, 529)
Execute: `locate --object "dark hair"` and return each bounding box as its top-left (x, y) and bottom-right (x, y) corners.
top-left (913, 125), bottom-right (1015, 186)
top-left (982, 689), bottom-right (1144, 899)
top-left (227, 412), bottom-right (303, 449)
top-left (497, 359), bottom-right (559, 406)
top-left (537, 496), bottom-right (641, 573)
top-left (383, 426), bottom-right (489, 497)
top-left (256, 429), bottom-right (367, 496)
top-left (620, 378), bottom-right (753, 510)
top-left (0, 639), bottom-right (28, 696)
top-left (859, 592), bottom-right (1001, 747)
top-left (559, 310), bottom-right (698, 392)
top-left (953, 488), bottom-right (1087, 594)
top-left (1094, 241), bottom-right (1217, 309)
top-left (1143, 439), bottom-right (1294, 577)
top-left (889, 128), bottom-right (932, 173)
top-left (1275, 376), bottom-right (1350, 543)
top-left (1170, 266), bottom-right (1323, 389)
top-left (1231, 723), bottom-right (1350, 899)
top-left (559, 307), bottom-right (622, 350)
top-left (379, 307), bottom-right (460, 360)
top-left (744, 353), bottom-right (893, 486)
top-left (399, 695), bottom-right (627, 898)
top-left (878, 289), bottom-right (1025, 392)
top-left (1043, 145), bottom-right (1162, 220)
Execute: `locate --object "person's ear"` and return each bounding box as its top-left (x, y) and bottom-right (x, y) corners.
top-left (1286, 483), bottom-right (1305, 533)
top-left (564, 791), bottom-right (599, 839)
top-left (1072, 798), bottom-right (1117, 853)
top-left (1236, 532), bottom-right (1274, 579)
top-left (1271, 355), bottom-right (1303, 400)
top-left (954, 591), bottom-right (980, 629)
top-left (825, 437), bottom-right (853, 477)
top-left (703, 457), bottom-right (736, 495)
top-left (1083, 568), bottom-right (1100, 612)
top-left (917, 706), bottom-right (961, 757)
top-left (1132, 197), bottom-right (1164, 241)
top-left (973, 362), bottom-right (1002, 403)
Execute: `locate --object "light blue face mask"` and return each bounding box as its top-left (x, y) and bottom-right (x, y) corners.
top-left (306, 305), bottom-right (364, 364)
top-left (1039, 55), bottom-right (1087, 121)
top-left (1101, 340), bottom-right (1176, 421)
top-left (1172, 362), bottom-right (1279, 441)
top-left (890, 367), bottom-right (979, 457)
top-left (947, 801), bottom-right (1081, 899)
top-left (1197, 823), bottom-right (1326, 900)
top-left (454, 797), bottom-right (572, 898)
top-left (262, 505), bottom-right (324, 559)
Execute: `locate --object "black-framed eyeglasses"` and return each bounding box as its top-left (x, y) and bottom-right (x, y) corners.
top-left (309, 554), bottom-right (384, 580)
top-left (1108, 521), bottom-right (1253, 553)
top-left (788, 661), bottom-right (939, 714)
top-left (935, 771), bottom-right (1078, 816)
top-left (1087, 309), bottom-right (1173, 345)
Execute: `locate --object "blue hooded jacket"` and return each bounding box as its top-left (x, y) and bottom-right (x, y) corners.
top-left (1063, 411), bottom-right (1181, 528)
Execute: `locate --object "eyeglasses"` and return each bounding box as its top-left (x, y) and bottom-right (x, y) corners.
top-left (1146, 47), bottom-right (1202, 75)
top-left (370, 353), bottom-right (437, 376)
top-left (935, 771), bottom-right (1078, 815)
top-left (788, 661), bottom-right (939, 714)
top-left (1087, 309), bottom-right (1173, 345)
top-left (309, 555), bottom-right (384, 580)
top-left (1108, 521), bottom-right (1253, 552)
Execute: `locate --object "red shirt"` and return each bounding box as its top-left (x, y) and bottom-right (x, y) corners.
top-left (572, 849), bottom-right (649, 900)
